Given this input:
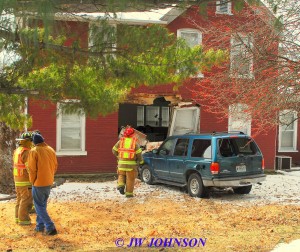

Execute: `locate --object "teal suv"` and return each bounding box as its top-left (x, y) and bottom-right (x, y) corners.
top-left (141, 132), bottom-right (266, 197)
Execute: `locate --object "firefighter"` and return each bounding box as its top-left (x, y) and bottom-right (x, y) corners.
top-left (13, 132), bottom-right (34, 225)
top-left (112, 126), bottom-right (144, 197)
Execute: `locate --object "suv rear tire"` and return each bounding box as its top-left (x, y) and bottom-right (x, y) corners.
top-left (233, 185), bottom-right (252, 194)
top-left (141, 165), bottom-right (154, 185)
top-left (187, 173), bottom-right (206, 198)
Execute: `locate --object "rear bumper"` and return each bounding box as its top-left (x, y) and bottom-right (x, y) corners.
top-left (203, 174), bottom-right (266, 187)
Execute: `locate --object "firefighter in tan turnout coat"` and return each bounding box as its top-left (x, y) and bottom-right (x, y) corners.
top-left (112, 127), bottom-right (144, 197)
top-left (13, 132), bottom-right (34, 225)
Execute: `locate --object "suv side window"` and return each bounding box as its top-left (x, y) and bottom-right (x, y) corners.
top-left (173, 138), bottom-right (189, 156)
top-left (158, 138), bottom-right (177, 155)
top-left (191, 139), bottom-right (211, 158)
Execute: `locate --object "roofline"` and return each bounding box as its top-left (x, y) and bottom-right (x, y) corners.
top-left (53, 13), bottom-right (168, 25)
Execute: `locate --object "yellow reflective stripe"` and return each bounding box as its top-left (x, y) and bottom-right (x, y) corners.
top-left (118, 168), bottom-right (134, 171)
top-left (113, 146), bottom-right (118, 151)
top-left (136, 148), bottom-right (142, 154)
top-left (118, 160), bottom-right (137, 165)
top-left (125, 192), bottom-right (133, 196)
top-left (124, 138), bottom-right (131, 148)
top-left (15, 181), bottom-right (32, 186)
top-left (140, 160), bottom-right (144, 164)
top-left (18, 220), bottom-right (31, 225)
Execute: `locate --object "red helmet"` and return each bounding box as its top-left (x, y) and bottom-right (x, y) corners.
top-left (123, 127), bottom-right (135, 137)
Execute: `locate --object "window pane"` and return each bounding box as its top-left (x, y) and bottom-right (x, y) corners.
top-left (220, 0), bottom-right (228, 13)
top-left (61, 111), bottom-right (82, 150)
top-left (146, 106), bottom-right (159, 127)
top-left (281, 113), bottom-right (294, 130)
top-left (174, 139), bottom-right (189, 156)
top-left (191, 139), bottom-right (211, 158)
top-left (281, 131), bottom-right (294, 148)
top-left (137, 106), bottom-right (144, 126)
top-left (180, 32), bottom-right (200, 48)
top-left (159, 138), bottom-right (176, 155)
top-left (162, 107), bottom-right (169, 127)
top-left (61, 128), bottom-right (81, 149)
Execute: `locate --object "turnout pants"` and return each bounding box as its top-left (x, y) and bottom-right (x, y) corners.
top-left (117, 169), bottom-right (138, 197)
top-left (15, 186), bottom-right (33, 225)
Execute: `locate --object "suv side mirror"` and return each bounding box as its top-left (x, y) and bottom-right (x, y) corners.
top-left (152, 149), bottom-right (158, 154)
top-left (159, 149), bottom-right (168, 155)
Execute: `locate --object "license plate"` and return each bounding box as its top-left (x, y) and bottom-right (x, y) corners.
top-left (236, 164), bottom-right (246, 172)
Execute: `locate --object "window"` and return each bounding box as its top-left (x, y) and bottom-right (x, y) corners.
top-left (88, 23), bottom-right (116, 60)
top-left (174, 138), bottom-right (189, 156)
top-left (230, 34), bottom-right (253, 78)
top-left (137, 106), bottom-right (144, 126)
top-left (159, 138), bottom-right (177, 156)
top-left (146, 106), bottom-right (160, 127)
top-left (191, 139), bottom-right (211, 158)
top-left (218, 137), bottom-right (258, 157)
top-left (279, 110), bottom-right (298, 152)
top-left (228, 103), bottom-right (251, 135)
top-left (137, 105), bottom-right (169, 127)
top-left (177, 28), bottom-right (203, 78)
top-left (216, 0), bottom-right (232, 15)
top-left (56, 102), bottom-right (87, 156)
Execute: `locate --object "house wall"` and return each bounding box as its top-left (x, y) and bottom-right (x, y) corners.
top-left (28, 99), bottom-right (119, 173)
top-left (27, 3), bottom-right (281, 172)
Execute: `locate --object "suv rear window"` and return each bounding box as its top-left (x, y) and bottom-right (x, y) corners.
top-left (218, 138), bottom-right (258, 157)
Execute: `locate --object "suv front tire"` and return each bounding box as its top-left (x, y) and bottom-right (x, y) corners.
top-left (141, 165), bottom-right (154, 185)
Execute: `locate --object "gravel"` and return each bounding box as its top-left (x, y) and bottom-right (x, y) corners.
top-left (48, 170), bottom-right (300, 205)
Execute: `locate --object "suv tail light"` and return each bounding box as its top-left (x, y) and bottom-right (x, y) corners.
top-left (210, 162), bottom-right (220, 174)
top-left (262, 158), bottom-right (265, 170)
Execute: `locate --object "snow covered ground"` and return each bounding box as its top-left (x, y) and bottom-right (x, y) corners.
top-left (46, 170), bottom-right (300, 205)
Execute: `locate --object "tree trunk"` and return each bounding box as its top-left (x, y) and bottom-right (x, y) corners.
top-left (0, 123), bottom-right (19, 194)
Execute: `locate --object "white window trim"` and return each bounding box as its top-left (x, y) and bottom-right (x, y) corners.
top-left (278, 110), bottom-right (298, 152)
top-left (228, 103), bottom-right (251, 135)
top-left (177, 28), bottom-right (204, 78)
top-left (230, 34), bottom-right (254, 79)
top-left (56, 101), bottom-right (87, 156)
top-left (216, 0), bottom-right (233, 15)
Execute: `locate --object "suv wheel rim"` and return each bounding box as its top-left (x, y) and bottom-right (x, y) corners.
top-left (143, 169), bottom-right (150, 182)
top-left (190, 178), bottom-right (199, 194)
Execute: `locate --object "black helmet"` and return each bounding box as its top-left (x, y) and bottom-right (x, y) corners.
top-left (16, 132), bottom-right (33, 141)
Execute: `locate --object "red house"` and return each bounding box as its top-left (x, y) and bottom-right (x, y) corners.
top-left (27, 1), bottom-right (299, 173)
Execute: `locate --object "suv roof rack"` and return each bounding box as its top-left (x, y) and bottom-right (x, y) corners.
top-left (211, 131), bottom-right (245, 135)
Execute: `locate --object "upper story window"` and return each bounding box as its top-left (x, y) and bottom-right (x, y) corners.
top-left (216, 0), bottom-right (232, 15)
top-left (177, 29), bottom-right (202, 48)
top-left (230, 34), bottom-right (254, 79)
top-left (88, 23), bottom-right (116, 59)
top-left (278, 110), bottom-right (298, 152)
top-left (56, 101), bottom-right (87, 156)
top-left (228, 103), bottom-right (251, 135)
top-left (177, 28), bottom-right (203, 77)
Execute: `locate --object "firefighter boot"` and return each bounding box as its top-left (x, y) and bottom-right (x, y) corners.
top-left (117, 186), bottom-right (125, 195)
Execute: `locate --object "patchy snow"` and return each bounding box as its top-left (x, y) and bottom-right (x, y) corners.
top-left (271, 239), bottom-right (300, 252)
top-left (47, 170), bottom-right (300, 206)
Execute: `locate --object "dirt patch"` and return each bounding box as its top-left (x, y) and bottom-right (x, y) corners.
top-left (1, 197), bottom-right (299, 251)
